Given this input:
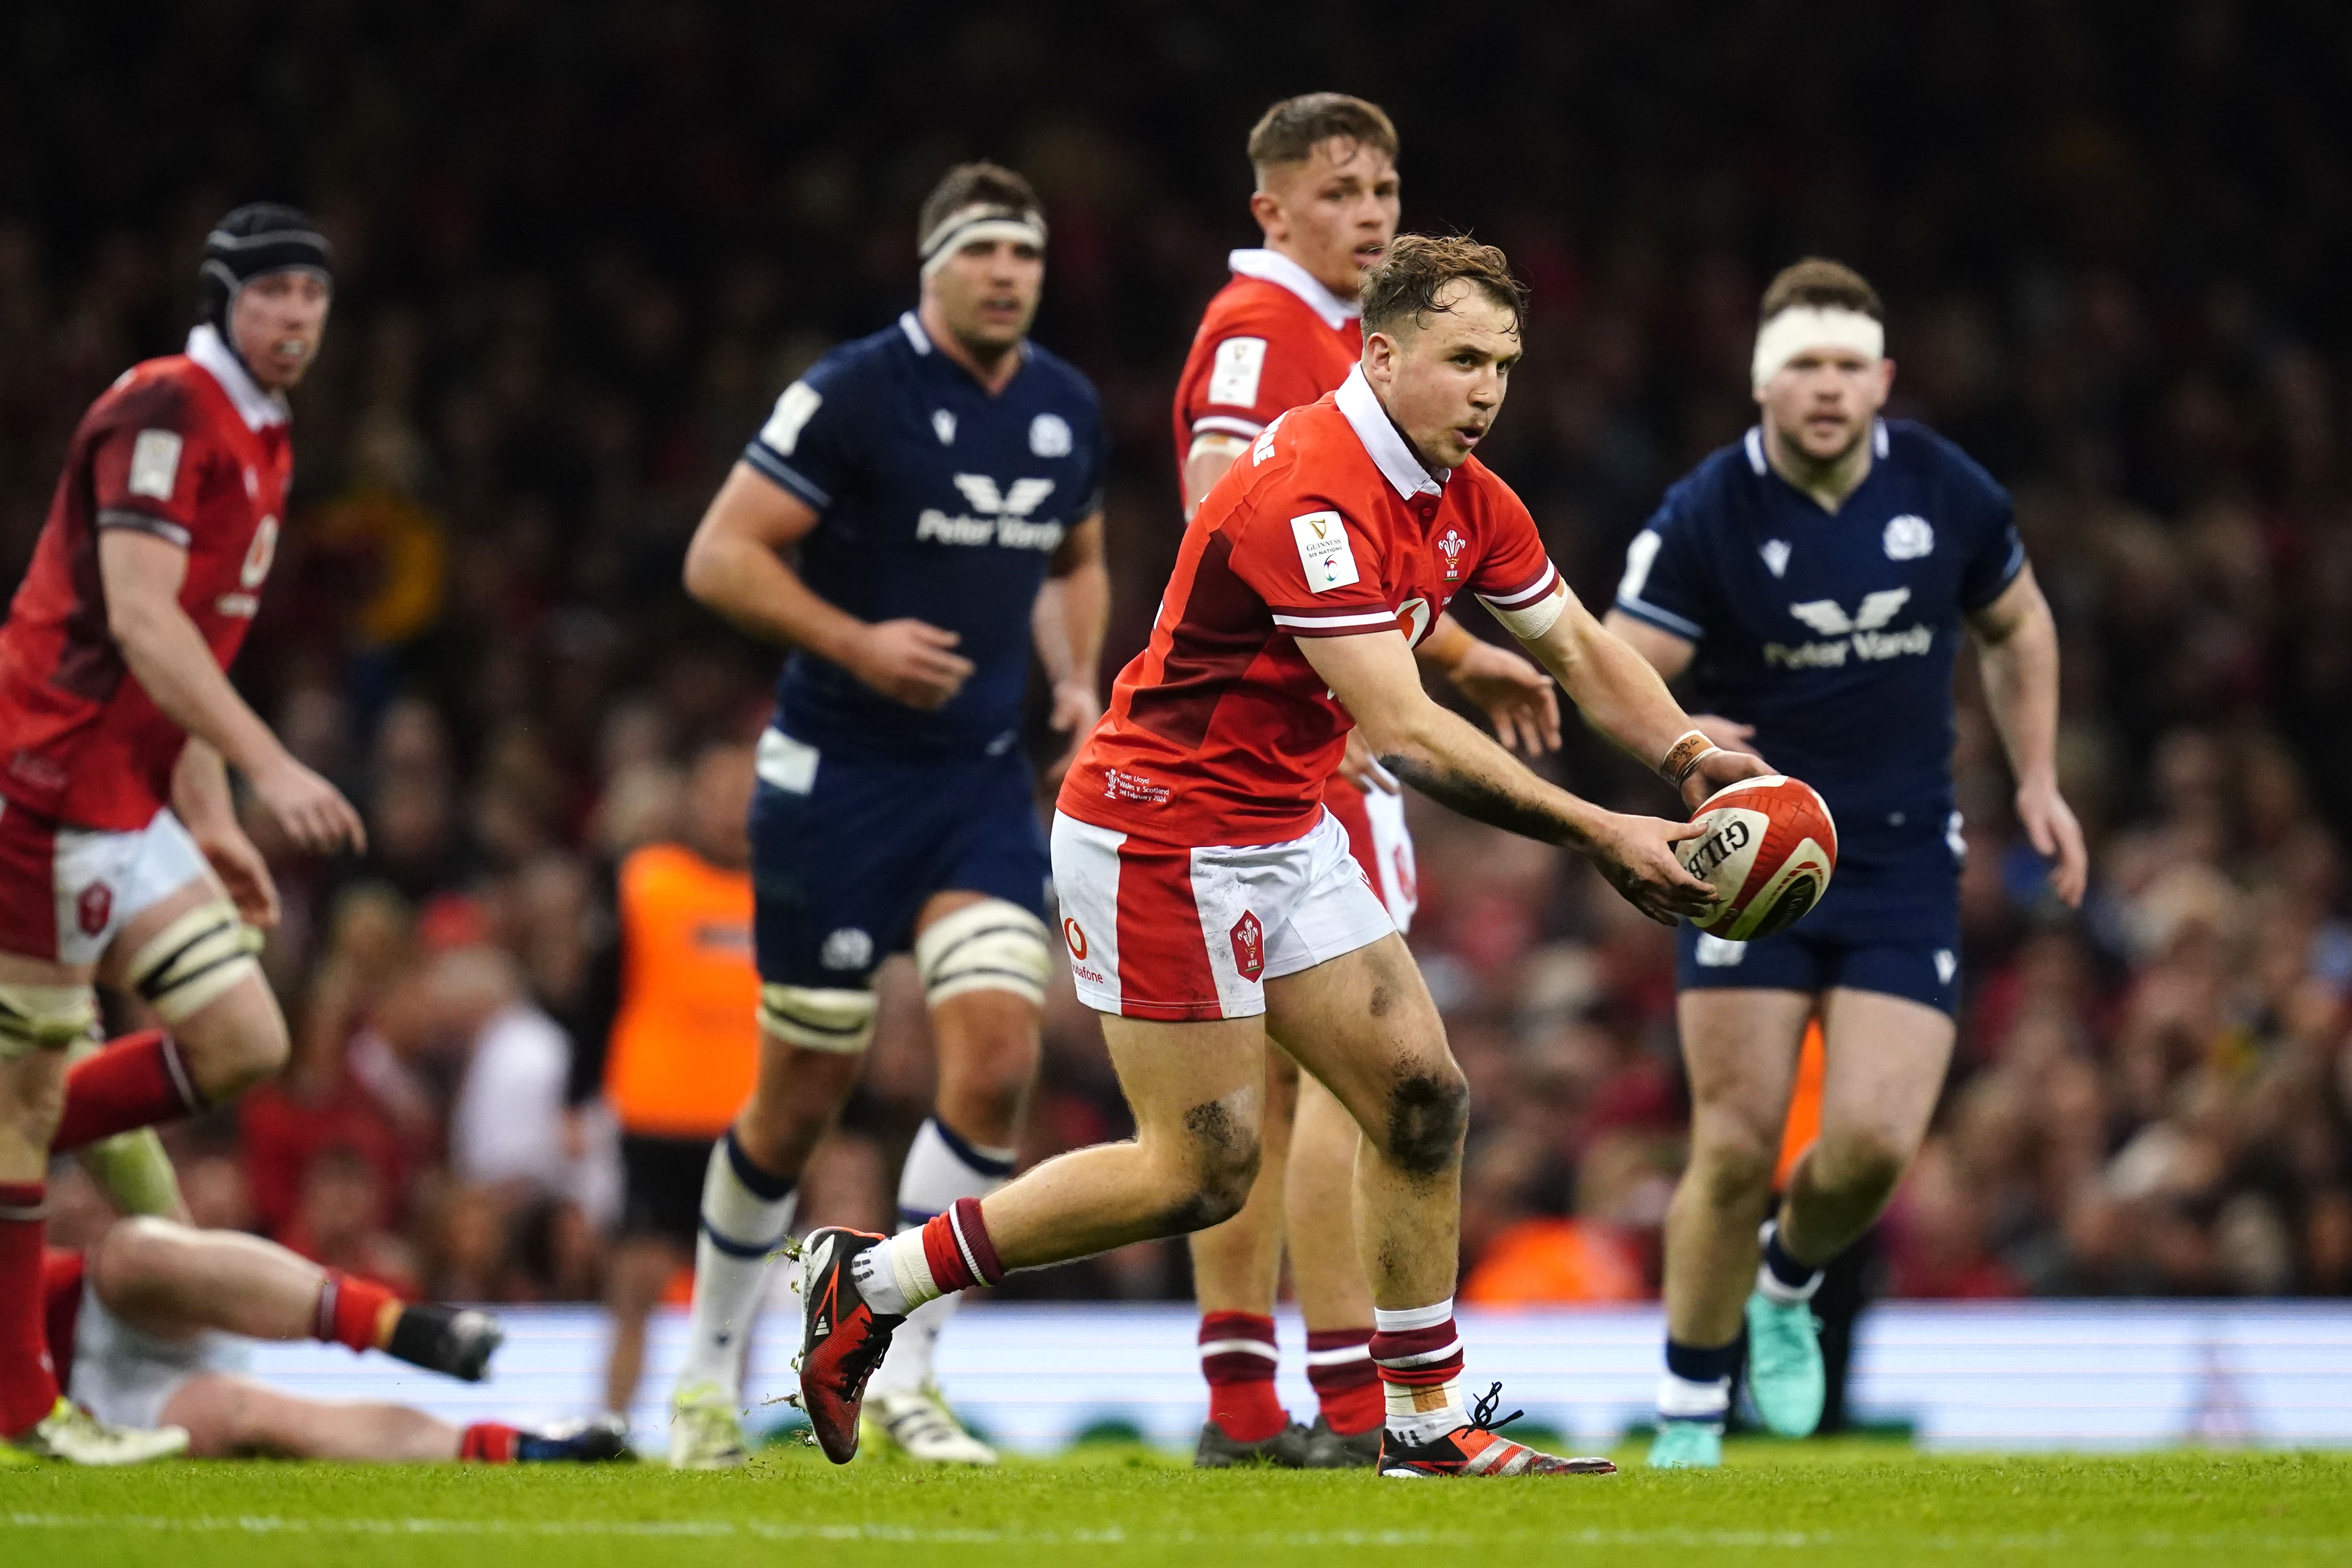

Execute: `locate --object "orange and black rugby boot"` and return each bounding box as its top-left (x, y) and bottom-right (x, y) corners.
top-left (797, 1226), bottom-right (904, 1464)
top-left (1377, 1383), bottom-right (1619, 1479)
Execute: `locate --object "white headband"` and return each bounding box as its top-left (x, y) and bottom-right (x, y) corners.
top-left (1751, 305), bottom-right (1883, 388)
top-left (918, 204), bottom-right (1047, 279)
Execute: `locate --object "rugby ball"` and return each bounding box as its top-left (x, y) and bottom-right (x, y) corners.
top-left (1676, 774), bottom-right (1837, 941)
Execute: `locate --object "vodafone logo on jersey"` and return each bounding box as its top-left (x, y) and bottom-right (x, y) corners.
top-left (1229, 910), bottom-right (1264, 981)
top-left (1063, 918), bottom-right (1088, 960)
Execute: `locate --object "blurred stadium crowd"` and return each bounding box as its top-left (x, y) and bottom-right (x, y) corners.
top-left (7, 2), bottom-right (2352, 1306)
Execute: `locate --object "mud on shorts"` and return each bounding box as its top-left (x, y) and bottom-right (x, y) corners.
top-left (1050, 807), bottom-right (1397, 1022)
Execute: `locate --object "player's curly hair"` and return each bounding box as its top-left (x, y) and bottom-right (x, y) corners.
top-left (1359, 234), bottom-right (1526, 338)
top-left (1761, 257), bottom-right (1882, 321)
top-left (1248, 93), bottom-right (1398, 175)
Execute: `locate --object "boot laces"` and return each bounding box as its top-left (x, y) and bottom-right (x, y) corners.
top-left (1467, 1381), bottom-right (1525, 1436)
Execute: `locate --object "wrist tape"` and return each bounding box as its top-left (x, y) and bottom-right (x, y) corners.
top-left (1659, 729), bottom-right (1722, 788)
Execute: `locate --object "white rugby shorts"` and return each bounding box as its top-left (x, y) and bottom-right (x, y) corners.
top-left (1337, 783), bottom-right (1418, 933)
top-left (1050, 808), bottom-right (1396, 1022)
top-left (0, 802), bottom-right (211, 966)
top-left (69, 1280), bottom-right (251, 1431)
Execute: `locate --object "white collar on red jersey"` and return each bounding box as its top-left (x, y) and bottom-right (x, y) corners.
top-left (1227, 248), bottom-right (1359, 332)
top-left (185, 325), bottom-right (289, 432)
top-left (1335, 366), bottom-right (1446, 499)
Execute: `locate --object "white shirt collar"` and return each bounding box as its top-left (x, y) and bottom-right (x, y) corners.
top-left (1334, 366), bottom-right (1445, 499)
top-left (1227, 248), bottom-right (1359, 332)
top-left (184, 325), bottom-right (288, 431)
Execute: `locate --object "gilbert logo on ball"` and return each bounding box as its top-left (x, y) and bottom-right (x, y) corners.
top-left (1676, 774), bottom-right (1838, 941)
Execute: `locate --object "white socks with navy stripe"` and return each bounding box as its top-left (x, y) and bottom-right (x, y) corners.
top-left (1756, 1219), bottom-right (1825, 1306)
top-left (866, 1117), bottom-right (1014, 1399)
top-left (677, 1130), bottom-right (797, 1405)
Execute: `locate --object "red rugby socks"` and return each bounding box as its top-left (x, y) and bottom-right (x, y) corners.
top-left (53, 1031), bottom-right (203, 1152)
top-left (1198, 1311), bottom-right (1286, 1442)
top-left (0, 1182), bottom-right (59, 1438)
top-left (314, 1269), bottom-right (401, 1354)
top-left (459, 1422), bottom-right (520, 1463)
top-left (853, 1196), bottom-right (1006, 1314)
top-left (1306, 1325), bottom-right (1384, 1436)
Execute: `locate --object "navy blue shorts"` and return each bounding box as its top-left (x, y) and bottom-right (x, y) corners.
top-left (1675, 908), bottom-right (1961, 1017)
top-left (749, 730), bottom-right (1049, 989)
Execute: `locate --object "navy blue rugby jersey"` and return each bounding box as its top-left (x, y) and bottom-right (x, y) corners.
top-left (743, 311), bottom-right (1108, 756)
top-left (1613, 419), bottom-right (2024, 877)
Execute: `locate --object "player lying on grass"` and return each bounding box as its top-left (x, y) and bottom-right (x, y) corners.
top-left (796, 235), bottom-right (1775, 1479)
top-left (35, 1215), bottom-right (627, 1463)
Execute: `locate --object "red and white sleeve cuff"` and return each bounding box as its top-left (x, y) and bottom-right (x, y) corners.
top-left (1192, 414), bottom-right (1266, 440)
top-left (1476, 559), bottom-right (1561, 611)
top-left (1269, 605), bottom-right (1400, 638)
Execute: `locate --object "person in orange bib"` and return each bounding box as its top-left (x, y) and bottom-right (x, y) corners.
top-left (585, 741), bottom-right (760, 1420)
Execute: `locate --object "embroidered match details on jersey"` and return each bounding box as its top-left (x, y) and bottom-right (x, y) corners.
top-left (1065, 367), bottom-right (1559, 846)
top-left (738, 311), bottom-right (1107, 756)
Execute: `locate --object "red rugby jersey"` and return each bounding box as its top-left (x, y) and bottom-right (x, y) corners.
top-left (1173, 248), bottom-right (1375, 829)
top-left (1065, 369), bottom-right (1560, 847)
top-left (0, 326), bottom-right (293, 829)
top-left (1170, 248), bottom-right (1361, 487)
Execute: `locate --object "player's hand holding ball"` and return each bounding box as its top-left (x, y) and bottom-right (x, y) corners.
top-left (852, 617), bottom-right (976, 710)
top-left (1679, 742), bottom-right (1774, 813)
top-left (1582, 737), bottom-right (1783, 928)
top-left (1583, 811), bottom-right (1720, 927)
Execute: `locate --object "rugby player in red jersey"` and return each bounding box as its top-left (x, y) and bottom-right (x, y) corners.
top-left (0, 204), bottom-right (364, 1462)
top-left (1172, 94), bottom-right (1561, 1469)
top-left (798, 236), bottom-right (1771, 1478)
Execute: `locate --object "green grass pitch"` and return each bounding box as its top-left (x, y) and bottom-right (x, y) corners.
top-left (6, 1440), bottom-right (2349, 1567)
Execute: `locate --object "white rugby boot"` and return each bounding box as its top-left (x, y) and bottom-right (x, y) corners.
top-left (3, 1397), bottom-right (188, 1466)
top-left (668, 1381), bottom-right (748, 1469)
top-left (861, 1384), bottom-right (998, 1465)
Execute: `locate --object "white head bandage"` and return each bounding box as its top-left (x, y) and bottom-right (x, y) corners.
top-left (918, 202), bottom-right (1047, 280)
top-left (1751, 306), bottom-right (1884, 388)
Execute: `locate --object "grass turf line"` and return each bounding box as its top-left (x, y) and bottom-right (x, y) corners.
top-left (3, 1442), bottom-right (2348, 1568)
